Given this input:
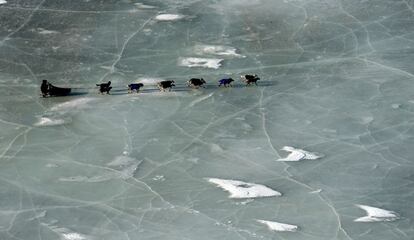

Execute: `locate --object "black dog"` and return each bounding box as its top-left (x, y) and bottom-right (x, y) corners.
top-left (158, 80), bottom-right (175, 91)
top-left (128, 83), bottom-right (144, 93)
top-left (218, 78), bottom-right (234, 87)
top-left (187, 78), bottom-right (206, 88)
top-left (96, 81), bottom-right (112, 94)
top-left (241, 74), bottom-right (260, 86)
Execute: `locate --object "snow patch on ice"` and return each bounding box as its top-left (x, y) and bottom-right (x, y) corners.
top-left (50, 98), bottom-right (94, 112)
top-left (354, 204), bottom-right (399, 222)
top-left (391, 103), bottom-right (401, 109)
top-left (152, 175), bottom-right (165, 181)
top-left (179, 57), bottom-right (223, 69)
top-left (194, 44), bottom-right (244, 58)
top-left (136, 77), bottom-right (166, 86)
top-left (277, 146), bottom-right (323, 161)
top-left (256, 219), bottom-right (298, 232)
top-left (187, 157), bottom-right (199, 163)
top-left (361, 116), bottom-right (374, 124)
top-left (309, 189), bottom-right (322, 194)
top-left (107, 155), bottom-right (135, 167)
top-left (41, 224), bottom-right (89, 240)
top-left (34, 117), bottom-right (66, 127)
top-left (35, 98), bottom-right (95, 127)
top-left (134, 3), bottom-right (156, 9)
top-left (62, 233), bottom-right (86, 240)
top-left (208, 178), bottom-right (282, 198)
top-left (37, 28), bottom-right (59, 35)
top-left (209, 143), bottom-right (223, 153)
top-left (0, 0), bottom-right (7, 5)
top-left (107, 155), bottom-right (141, 179)
top-left (155, 14), bottom-right (185, 21)
top-left (235, 199), bottom-right (254, 205)
top-left (119, 164), bottom-right (139, 179)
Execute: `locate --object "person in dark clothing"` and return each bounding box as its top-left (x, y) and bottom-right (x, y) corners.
top-left (41, 80), bottom-right (49, 97)
top-left (218, 78), bottom-right (234, 87)
top-left (96, 81), bottom-right (112, 94)
top-left (40, 80), bottom-right (71, 97)
top-left (158, 80), bottom-right (175, 91)
top-left (187, 78), bottom-right (206, 88)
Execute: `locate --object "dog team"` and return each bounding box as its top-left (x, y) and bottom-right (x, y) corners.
top-left (41, 74), bottom-right (260, 97)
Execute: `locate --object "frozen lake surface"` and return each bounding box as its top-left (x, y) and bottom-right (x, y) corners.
top-left (0, 0), bottom-right (413, 239)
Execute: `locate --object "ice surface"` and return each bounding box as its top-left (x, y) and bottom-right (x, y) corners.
top-left (188, 92), bottom-right (215, 108)
top-left (0, 0), bottom-right (413, 239)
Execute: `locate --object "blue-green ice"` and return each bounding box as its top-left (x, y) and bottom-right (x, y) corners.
top-left (0, 0), bottom-right (413, 239)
